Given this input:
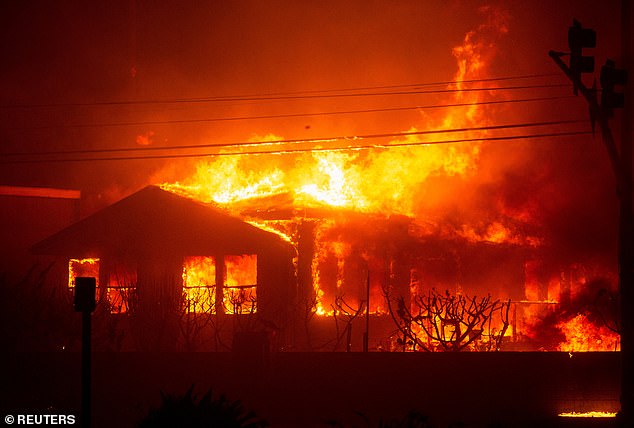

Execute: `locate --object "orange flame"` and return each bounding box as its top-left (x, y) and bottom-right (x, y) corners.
top-left (557, 313), bottom-right (620, 352)
top-left (182, 256), bottom-right (216, 313)
top-left (181, 255), bottom-right (258, 314)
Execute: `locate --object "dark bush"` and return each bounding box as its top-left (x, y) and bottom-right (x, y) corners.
top-left (138, 385), bottom-right (267, 428)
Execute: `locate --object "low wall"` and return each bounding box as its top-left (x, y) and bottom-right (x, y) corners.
top-left (1, 352), bottom-right (620, 427)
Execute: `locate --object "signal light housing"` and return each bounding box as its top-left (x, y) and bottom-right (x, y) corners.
top-left (568, 19), bottom-right (596, 94)
top-left (600, 59), bottom-right (628, 114)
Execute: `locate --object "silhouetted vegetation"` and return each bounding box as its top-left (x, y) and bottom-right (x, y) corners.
top-left (385, 288), bottom-right (510, 352)
top-left (138, 386), bottom-right (267, 428)
top-left (378, 411), bottom-right (434, 428)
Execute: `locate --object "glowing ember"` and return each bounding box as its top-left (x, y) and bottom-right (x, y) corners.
top-left (558, 411), bottom-right (617, 418)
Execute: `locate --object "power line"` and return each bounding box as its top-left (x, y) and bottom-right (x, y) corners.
top-left (1, 119), bottom-right (587, 158)
top-left (169, 72), bottom-right (563, 98)
top-left (0, 131), bottom-right (591, 164)
top-left (1, 126), bottom-right (590, 165)
top-left (1, 82), bottom-right (570, 109)
top-left (3, 95), bottom-right (576, 130)
top-left (228, 131), bottom-right (591, 157)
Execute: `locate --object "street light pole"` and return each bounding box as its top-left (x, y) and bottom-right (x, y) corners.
top-left (74, 277), bottom-right (96, 428)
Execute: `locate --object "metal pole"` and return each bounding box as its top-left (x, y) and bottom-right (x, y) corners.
top-left (81, 310), bottom-right (92, 428)
top-left (74, 277), bottom-right (95, 428)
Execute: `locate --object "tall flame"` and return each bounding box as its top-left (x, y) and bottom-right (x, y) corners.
top-left (161, 10), bottom-right (510, 218)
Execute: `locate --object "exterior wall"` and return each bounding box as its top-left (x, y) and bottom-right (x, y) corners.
top-left (64, 248), bottom-right (296, 352)
top-left (257, 250), bottom-right (296, 349)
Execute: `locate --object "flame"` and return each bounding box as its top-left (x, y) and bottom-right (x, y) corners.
top-left (557, 313), bottom-right (620, 352)
top-left (454, 222), bottom-right (542, 247)
top-left (182, 256), bottom-right (216, 287)
top-left (225, 254), bottom-right (257, 287)
top-left (68, 258), bottom-right (138, 314)
top-left (224, 255), bottom-right (258, 314)
top-left (162, 142), bottom-right (480, 217)
top-left (160, 9), bottom-right (507, 220)
top-left (182, 256), bottom-right (216, 313)
top-left (223, 287), bottom-right (257, 315)
top-left (181, 255), bottom-right (258, 314)
top-left (246, 220), bottom-right (294, 243)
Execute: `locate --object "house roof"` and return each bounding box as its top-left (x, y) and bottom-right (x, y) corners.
top-left (31, 185), bottom-right (293, 258)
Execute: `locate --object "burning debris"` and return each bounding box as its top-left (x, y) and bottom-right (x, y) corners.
top-left (525, 275), bottom-right (620, 352)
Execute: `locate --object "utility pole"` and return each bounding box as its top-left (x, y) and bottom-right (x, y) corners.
top-left (549, 6), bottom-right (632, 425)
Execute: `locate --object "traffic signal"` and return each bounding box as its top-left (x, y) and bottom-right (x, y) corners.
top-left (600, 59), bottom-right (628, 116)
top-left (568, 19), bottom-right (596, 94)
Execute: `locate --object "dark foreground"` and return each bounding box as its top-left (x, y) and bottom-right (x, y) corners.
top-left (1, 352), bottom-right (621, 427)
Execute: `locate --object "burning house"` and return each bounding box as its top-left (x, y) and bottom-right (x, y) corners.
top-left (32, 185), bottom-right (296, 351)
top-left (31, 181), bottom-right (552, 352)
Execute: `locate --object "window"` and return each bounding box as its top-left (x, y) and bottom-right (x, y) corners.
top-left (68, 258), bottom-right (100, 289)
top-left (181, 254), bottom-right (258, 314)
top-left (68, 258), bottom-right (137, 314)
top-left (182, 256), bottom-right (217, 314)
top-left (106, 261), bottom-right (137, 314)
top-left (224, 254), bottom-right (257, 314)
